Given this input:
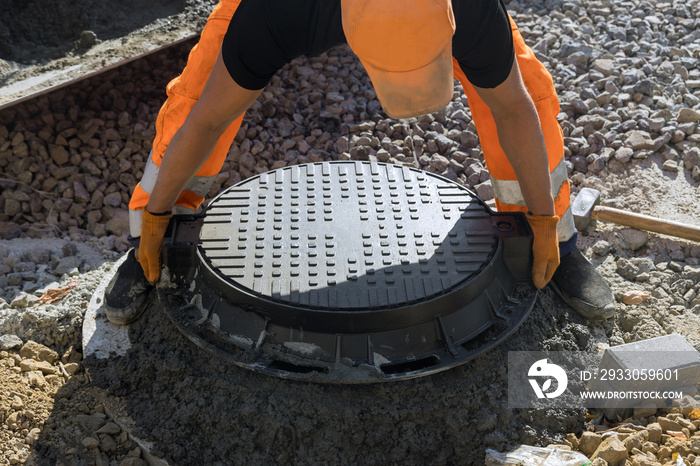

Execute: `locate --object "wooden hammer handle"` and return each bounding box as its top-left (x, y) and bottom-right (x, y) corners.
top-left (592, 206), bottom-right (700, 243)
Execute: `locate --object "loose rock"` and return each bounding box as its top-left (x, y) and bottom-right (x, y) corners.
top-left (0, 334), bottom-right (23, 350)
top-left (20, 340), bottom-right (59, 363)
top-left (591, 436), bottom-right (628, 464)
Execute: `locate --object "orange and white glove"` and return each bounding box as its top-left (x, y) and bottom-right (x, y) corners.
top-left (526, 212), bottom-right (560, 289)
top-left (138, 209), bottom-right (172, 285)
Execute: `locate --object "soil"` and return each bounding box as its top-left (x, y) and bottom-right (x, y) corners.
top-left (81, 288), bottom-right (590, 465)
top-left (0, 346), bottom-right (139, 466)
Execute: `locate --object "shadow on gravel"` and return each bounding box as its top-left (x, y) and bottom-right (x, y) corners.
top-left (33, 288), bottom-right (596, 466)
top-left (0, 0), bottom-right (192, 63)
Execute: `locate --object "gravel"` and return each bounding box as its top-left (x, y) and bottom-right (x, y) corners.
top-left (0, 0), bottom-right (699, 463)
top-left (566, 406), bottom-right (700, 466)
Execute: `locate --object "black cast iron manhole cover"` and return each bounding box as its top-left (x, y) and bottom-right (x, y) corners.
top-left (159, 161), bottom-right (537, 383)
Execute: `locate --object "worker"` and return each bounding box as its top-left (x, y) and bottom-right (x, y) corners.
top-left (103, 0), bottom-right (616, 325)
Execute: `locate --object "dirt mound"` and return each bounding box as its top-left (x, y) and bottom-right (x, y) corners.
top-left (77, 289), bottom-right (589, 465)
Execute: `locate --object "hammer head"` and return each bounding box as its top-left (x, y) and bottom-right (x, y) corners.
top-left (571, 187), bottom-right (601, 231)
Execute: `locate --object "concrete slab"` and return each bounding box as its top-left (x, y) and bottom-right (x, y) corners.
top-left (82, 254), bottom-right (132, 359)
top-left (597, 333), bottom-right (700, 393)
top-left (588, 334), bottom-right (700, 419)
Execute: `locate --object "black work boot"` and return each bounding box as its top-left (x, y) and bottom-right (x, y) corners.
top-left (104, 249), bottom-right (153, 325)
top-left (550, 249), bottom-right (616, 320)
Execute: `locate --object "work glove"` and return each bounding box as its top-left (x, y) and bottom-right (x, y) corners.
top-left (526, 212), bottom-right (560, 289)
top-left (138, 209), bottom-right (172, 285)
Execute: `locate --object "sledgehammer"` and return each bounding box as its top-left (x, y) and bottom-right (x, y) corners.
top-left (572, 187), bottom-right (700, 242)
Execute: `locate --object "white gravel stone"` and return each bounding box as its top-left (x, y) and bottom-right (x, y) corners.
top-left (677, 108), bottom-right (700, 123)
top-left (474, 180), bottom-right (494, 200)
top-left (626, 131), bottom-right (655, 150)
top-left (662, 160), bottom-right (679, 172)
top-left (0, 334), bottom-right (23, 350)
top-left (10, 292), bottom-right (38, 308)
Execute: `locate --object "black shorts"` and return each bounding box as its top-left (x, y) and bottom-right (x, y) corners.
top-left (451, 0), bottom-right (515, 88)
top-left (222, 0), bottom-right (515, 91)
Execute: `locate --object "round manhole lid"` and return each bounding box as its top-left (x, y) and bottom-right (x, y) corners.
top-left (200, 162), bottom-right (498, 310)
top-left (160, 161), bottom-right (536, 383)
